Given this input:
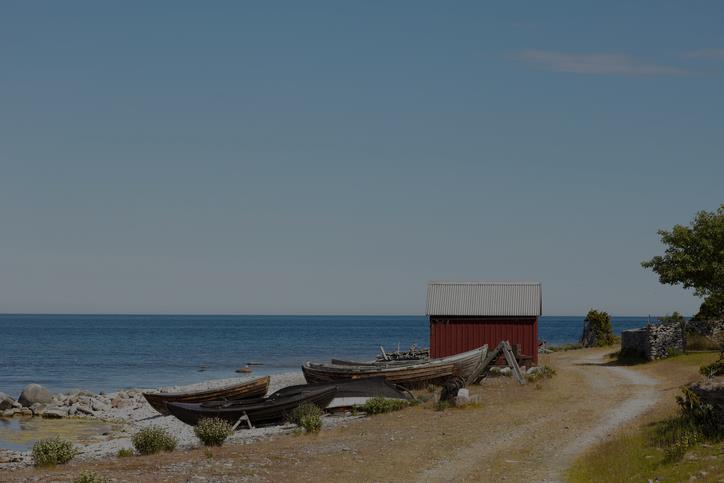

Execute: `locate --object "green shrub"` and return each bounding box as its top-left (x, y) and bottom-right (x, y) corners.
top-left (287, 403), bottom-right (323, 433)
top-left (194, 417), bottom-right (233, 446)
top-left (32, 437), bottom-right (77, 467)
top-left (583, 309), bottom-right (615, 347)
top-left (687, 333), bottom-right (722, 351)
top-left (700, 358), bottom-right (724, 377)
top-left (526, 365), bottom-right (556, 382)
top-left (358, 397), bottom-right (408, 415)
top-left (74, 471), bottom-right (108, 483)
top-left (116, 448), bottom-right (134, 457)
top-left (131, 426), bottom-right (177, 455)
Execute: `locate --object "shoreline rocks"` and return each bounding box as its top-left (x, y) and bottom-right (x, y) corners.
top-left (18, 384), bottom-right (52, 407)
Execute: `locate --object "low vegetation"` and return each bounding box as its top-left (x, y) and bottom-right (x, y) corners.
top-left (131, 426), bottom-right (178, 455)
top-left (357, 397), bottom-right (408, 415)
top-left (73, 471), bottom-right (109, 483)
top-left (32, 437), bottom-right (77, 467)
top-left (700, 358), bottom-right (724, 377)
top-left (583, 309), bottom-right (615, 346)
top-left (547, 343), bottom-right (583, 352)
top-left (569, 354), bottom-right (723, 482)
top-left (288, 403), bottom-right (323, 433)
top-left (526, 364), bottom-right (556, 382)
top-left (194, 417), bottom-right (233, 446)
top-left (116, 448), bottom-right (134, 457)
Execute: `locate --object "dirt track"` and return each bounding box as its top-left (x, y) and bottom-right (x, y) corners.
top-left (5, 347), bottom-right (669, 482)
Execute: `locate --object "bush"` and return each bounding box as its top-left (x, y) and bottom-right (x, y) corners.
top-left (194, 417), bottom-right (233, 446)
top-left (699, 358), bottom-right (724, 378)
top-left (131, 426), bottom-right (177, 455)
top-left (582, 309), bottom-right (615, 347)
top-left (117, 448), bottom-right (134, 457)
top-left (74, 471), bottom-right (108, 483)
top-left (287, 403), bottom-right (323, 433)
top-left (358, 397), bottom-right (408, 415)
top-left (32, 437), bottom-right (77, 467)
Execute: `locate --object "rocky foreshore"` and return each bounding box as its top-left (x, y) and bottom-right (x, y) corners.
top-left (0, 372), bottom-right (314, 468)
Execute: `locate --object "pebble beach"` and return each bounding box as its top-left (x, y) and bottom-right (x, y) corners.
top-left (1, 371), bottom-right (362, 469)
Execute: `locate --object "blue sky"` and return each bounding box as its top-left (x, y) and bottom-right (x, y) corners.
top-left (1, 1), bottom-right (722, 315)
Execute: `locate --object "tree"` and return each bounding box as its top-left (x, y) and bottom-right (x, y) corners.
top-left (580, 309), bottom-right (615, 347)
top-left (642, 205), bottom-right (724, 320)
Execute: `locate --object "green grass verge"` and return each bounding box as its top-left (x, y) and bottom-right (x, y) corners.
top-left (567, 425), bottom-right (722, 482)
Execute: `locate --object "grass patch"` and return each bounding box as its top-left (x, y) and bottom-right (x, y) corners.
top-left (699, 358), bottom-right (724, 378)
top-left (526, 364), bottom-right (556, 382)
top-left (357, 397), bottom-right (408, 415)
top-left (131, 426), bottom-right (177, 455)
top-left (568, 382), bottom-right (723, 482)
top-left (687, 334), bottom-right (722, 352)
top-left (73, 471), bottom-right (108, 483)
top-left (547, 343), bottom-right (583, 352)
top-left (194, 417), bottom-right (233, 446)
top-left (116, 448), bottom-right (134, 457)
top-left (287, 403), bottom-right (323, 433)
top-left (32, 437), bottom-right (77, 467)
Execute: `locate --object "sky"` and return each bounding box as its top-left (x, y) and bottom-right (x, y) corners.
top-left (1, 1), bottom-right (722, 315)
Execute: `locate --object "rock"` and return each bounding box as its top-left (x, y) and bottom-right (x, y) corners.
top-left (18, 384), bottom-right (52, 407)
top-left (499, 367), bottom-right (512, 377)
top-left (0, 392), bottom-right (15, 410)
top-left (527, 366), bottom-right (542, 375)
top-left (2, 409), bottom-right (18, 417)
top-left (68, 405), bottom-right (78, 416)
top-left (30, 403), bottom-right (46, 416)
top-left (111, 397), bottom-right (131, 409)
top-left (76, 404), bottom-right (94, 415)
top-left (18, 408), bottom-right (33, 417)
top-left (42, 407), bottom-right (68, 418)
top-left (457, 388), bottom-right (470, 399)
top-left (488, 367), bottom-right (502, 375)
top-left (91, 398), bottom-right (110, 412)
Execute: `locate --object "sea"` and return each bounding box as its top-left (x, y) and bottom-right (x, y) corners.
top-left (0, 314), bottom-right (653, 397)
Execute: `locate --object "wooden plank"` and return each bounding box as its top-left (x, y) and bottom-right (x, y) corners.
top-left (502, 341), bottom-right (526, 385)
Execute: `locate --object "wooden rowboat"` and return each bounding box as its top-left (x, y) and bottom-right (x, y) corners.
top-left (143, 376), bottom-right (270, 415)
top-left (302, 346), bottom-right (487, 388)
top-left (167, 386), bottom-right (337, 427)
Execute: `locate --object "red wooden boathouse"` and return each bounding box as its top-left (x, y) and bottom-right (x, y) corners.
top-left (427, 281), bottom-right (542, 364)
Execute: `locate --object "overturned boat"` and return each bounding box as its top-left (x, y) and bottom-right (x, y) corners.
top-left (274, 376), bottom-right (411, 410)
top-left (302, 345), bottom-right (487, 388)
top-left (143, 376), bottom-right (270, 415)
top-left (167, 385), bottom-right (336, 427)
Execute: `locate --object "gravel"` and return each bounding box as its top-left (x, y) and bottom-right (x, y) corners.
top-left (2, 371), bottom-right (357, 468)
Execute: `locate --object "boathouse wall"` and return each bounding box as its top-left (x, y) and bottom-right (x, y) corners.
top-left (426, 282), bottom-right (542, 365)
top-left (429, 316), bottom-right (538, 363)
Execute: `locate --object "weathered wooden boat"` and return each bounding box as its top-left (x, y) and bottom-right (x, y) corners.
top-left (166, 386), bottom-right (337, 427)
top-left (330, 358), bottom-right (424, 366)
top-left (143, 376), bottom-right (270, 415)
top-left (273, 377), bottom-right (411, 409)
top-left (303, 346), bottom-right (487, 388)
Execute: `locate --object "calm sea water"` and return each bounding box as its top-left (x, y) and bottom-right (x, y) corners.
top-left (0, 314), bottom-right (651, 397)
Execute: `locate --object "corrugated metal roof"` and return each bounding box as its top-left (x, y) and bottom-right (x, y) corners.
top-left (426, 281), bottom-right (542, 316)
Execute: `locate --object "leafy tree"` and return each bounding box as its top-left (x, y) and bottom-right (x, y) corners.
top-left (642, 205), bottom-right (724, 320)
top-left (581, 309), bottom-right (615, 347)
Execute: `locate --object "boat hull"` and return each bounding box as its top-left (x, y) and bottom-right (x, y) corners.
top-left (143, 376), bottom-right (270, 415)
top-left (303, 346), bottom-right (487, 388)
top-left (167, 386), bottom-right (337, 427)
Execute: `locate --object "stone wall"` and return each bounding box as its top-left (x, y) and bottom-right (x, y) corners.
top-left (621, 322), bottom-right (685, 360)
